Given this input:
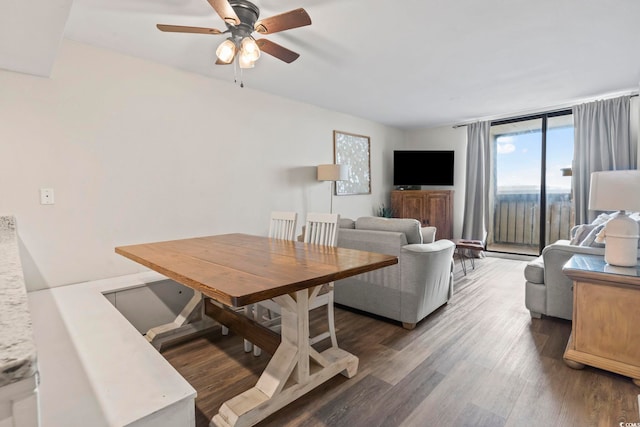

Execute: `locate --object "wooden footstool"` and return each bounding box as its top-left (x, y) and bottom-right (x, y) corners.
top-left (451, 239), bottom-right (484, 275)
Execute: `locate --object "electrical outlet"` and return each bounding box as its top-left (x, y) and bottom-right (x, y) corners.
top-left (40, 188), bottom-right (55, 205)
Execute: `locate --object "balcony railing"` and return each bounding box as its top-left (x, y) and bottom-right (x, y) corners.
top-left (489, 191), bottom-right (574, 253)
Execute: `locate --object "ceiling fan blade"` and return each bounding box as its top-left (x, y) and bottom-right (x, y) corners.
top-left (254, 8), bottom-right (311, 34)
top-left (207, 0), bottom-right (240, 26)
top-left (256, 39), bottom-right (300, 63)
top-left (157, 24), bottom-right (223, 35)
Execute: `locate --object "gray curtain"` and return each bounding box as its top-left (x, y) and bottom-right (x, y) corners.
top-left (572, 95), bottom-right (635, 224)
top-left (462, 121), bottom-right (491, 241)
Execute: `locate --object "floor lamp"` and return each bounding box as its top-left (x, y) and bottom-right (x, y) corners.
top-left (317, 164), bottom-right (349, 214)
top-left (588, 170), bottom-right (640, 267)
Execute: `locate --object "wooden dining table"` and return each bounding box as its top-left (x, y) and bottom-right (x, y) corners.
top-left (115, 233), bottom-right (398, 427)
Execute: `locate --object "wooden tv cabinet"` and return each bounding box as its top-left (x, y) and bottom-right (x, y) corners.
top-left (391, 190), bottom-right (453, 239)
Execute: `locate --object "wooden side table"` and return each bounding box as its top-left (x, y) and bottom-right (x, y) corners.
top-left (451, 239), bottom-right (484, 275)
top-left (562, 254), bottom-right (640, 386)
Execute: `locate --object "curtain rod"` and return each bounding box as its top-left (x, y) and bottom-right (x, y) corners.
top-left (452, 91), bottom-right (639, 129)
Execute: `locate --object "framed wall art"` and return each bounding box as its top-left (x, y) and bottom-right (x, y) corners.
top-left (333, 130), bottom-right (371, 195)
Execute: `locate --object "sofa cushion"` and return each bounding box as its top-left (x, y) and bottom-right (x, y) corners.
top-left (524, 255), bottom-right (545, 284)
top-left (355, 217), bottom-right (422, 244)
top-left (421, 226), bottom-right (437, 243)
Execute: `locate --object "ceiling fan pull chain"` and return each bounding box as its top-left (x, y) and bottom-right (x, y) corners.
top-left (233, 54), bottom-right (239, 85)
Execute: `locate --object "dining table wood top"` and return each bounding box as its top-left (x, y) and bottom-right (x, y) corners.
top-left (115, 233), bottom-right (398, 307)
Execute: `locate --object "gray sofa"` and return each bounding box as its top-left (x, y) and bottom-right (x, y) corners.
top-left (334, 217), bottom-right (455, 329)
top-left (525, 212), bottom-right (640, 320)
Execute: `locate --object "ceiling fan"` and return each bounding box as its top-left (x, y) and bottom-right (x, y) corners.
top-left (156, 0), bottom-right (311, 68)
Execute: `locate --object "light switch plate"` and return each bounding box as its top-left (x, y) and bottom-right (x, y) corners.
top-left (40, 188), bottom-right (55, 205)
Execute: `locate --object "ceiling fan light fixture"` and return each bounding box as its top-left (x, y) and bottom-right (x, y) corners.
top-left (216, 38), bottom-right (237, 64)
top-left (241, 36), bottom-right (260, 61)
top-left (238, 52), bottom-right (256, 68)
top-left (158, 0), bottom-right (311, 80)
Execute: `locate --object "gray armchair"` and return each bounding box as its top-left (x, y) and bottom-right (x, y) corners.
top-left (334, 217), bottom-right (455, 329)
top-left (525, 240), bottom-right (605, 320)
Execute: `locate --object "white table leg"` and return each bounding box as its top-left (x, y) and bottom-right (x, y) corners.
top-left (211, 286), bottom-right (358, 427)
top-left (146, 291), bottom-right (217, 350)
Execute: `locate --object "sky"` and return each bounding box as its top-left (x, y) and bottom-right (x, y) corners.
top-left (494, 125), bottom-right (574, 193)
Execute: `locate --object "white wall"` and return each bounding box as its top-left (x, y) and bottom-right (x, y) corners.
top-left (0, 40), bottom-right (404, 290)
top-left (402, 126), bottom-right (467, 239)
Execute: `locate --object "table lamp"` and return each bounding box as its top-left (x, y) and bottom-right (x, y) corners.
top-left (588, 170), bottom-right (640, 267)
top-left (317, 164), bottom-right (349, 214)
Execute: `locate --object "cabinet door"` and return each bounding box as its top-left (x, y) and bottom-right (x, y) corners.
top-left (403, 194), bottom-right (427, 224)
top-left (391, 190), bottom-right (453, 238)
top-left (426, 192), bottom-right (452, 239)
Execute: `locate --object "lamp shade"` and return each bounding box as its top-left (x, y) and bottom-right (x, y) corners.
top-left (589, 170), bottom-right (640, 212)
top-left (317, 164), bottom-right (349, 181)
top-left (216, 39), bottom-right (236, 64)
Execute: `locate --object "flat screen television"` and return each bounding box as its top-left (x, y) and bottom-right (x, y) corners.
top-left (393, 150), bottom-right (454, 186)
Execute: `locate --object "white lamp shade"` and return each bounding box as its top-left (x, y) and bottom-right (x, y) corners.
top-left (317, 164), bottom-right (349, 181)
top-left (589, 170), bottom-right (640, 212)
top-left (238, 53), bottom-right (255, 69)
top-left (241, 37), bottom-right (260, 61)
top-left (216, 39), bottom-right (236, 64)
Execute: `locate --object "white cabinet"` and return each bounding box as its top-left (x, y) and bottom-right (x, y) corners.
top-left (0, 376), bottom-right (39, 427)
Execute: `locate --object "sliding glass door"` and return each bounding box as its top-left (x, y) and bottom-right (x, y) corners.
top-left (487, 112), bottom-right (574, 255)
top-left (544, 115), bottom-right (575, 247)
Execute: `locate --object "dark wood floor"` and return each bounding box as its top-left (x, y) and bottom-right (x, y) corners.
top-left (162, 257), bottom-right (640, 427)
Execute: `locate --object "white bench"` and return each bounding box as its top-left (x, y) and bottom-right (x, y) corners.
top-left (28, 271), bottom-right (196, 427)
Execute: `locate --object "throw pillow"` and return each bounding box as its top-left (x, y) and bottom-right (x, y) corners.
top-left (592, 212), bottom-right (613, 225)
top-left (579, 224), bottom-right (605, 248)
top-left (570, 224), bottom-right (597, 245)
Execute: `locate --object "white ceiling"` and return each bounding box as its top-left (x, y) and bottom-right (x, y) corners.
top-left (4, 0), bottom-right (640, 129)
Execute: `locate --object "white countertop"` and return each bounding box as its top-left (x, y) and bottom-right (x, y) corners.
top-left (0, 215), bottom-right (38, 387)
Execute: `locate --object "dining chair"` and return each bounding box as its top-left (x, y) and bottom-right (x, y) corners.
top-left (254, 212), bottom-right (340, 354)
top-left (303, 212), bottom-right (340, 347)
top-left (268, 211), bottom-right (298, 240)
top-left (241, 211), bottom-right (298, 356)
